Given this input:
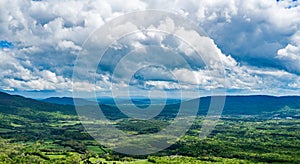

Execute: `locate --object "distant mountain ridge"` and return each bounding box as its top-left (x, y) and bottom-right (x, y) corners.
top-left (42, 97), bottom-right (93, 106)
top-left (193, 95), bottom-right (300, 115)
top-left (41, 94), bottom-right (300, 115)
top-left (42, 97), bottom-right (182, 106)
top-left (0, 92), bottom-right (299, 117)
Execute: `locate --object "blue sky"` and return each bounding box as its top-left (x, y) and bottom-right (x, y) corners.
top-left (0, 40), bottom-right (13, 48)
top-left (0, 0), bottom-right (299, 98)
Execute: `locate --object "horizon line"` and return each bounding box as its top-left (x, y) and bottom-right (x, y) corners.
top-left (1, 91), bottom-right (300, 100)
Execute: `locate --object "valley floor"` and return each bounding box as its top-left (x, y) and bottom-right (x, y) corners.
top-left (0, 106), bottom-right (299, 163)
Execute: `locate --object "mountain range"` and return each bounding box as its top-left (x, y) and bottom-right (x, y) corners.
top-left (0, 92), bottom-right (299, 117)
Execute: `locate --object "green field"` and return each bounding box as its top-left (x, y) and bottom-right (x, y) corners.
top-left (0, 106), bottom-right (299, 163)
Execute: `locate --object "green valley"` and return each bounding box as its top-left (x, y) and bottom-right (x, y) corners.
top-left (0, 92), bottom-right (299, 163)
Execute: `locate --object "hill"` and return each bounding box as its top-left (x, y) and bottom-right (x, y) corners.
top-left (0, 92), bottom-right (75, 115)
top-left (193, 95), bottom-right (300, 115)
top-left (42, 97), bottom-right (93, 106)
top-left (39, 94), bottom-right (300, 117)
top-left (1, 91), bottom-right (300, 118)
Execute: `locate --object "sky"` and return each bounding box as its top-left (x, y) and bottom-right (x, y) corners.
top-left (0, 0), bottom-right (299, 98)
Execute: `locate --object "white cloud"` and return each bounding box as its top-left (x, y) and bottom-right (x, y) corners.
top-left (277, 32), bottom-right (300, 74)
top-left (57, 40), bottom-right (82, 52)
top-left (0, 49), bottom-right (72, 91)
top-left (0, 0), bottom-right (299, 96)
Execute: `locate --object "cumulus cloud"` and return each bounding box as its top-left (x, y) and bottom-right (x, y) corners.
top-left (0, 49), bottom-right (72, 91)
top-left (145, 0), bottom-right (300, 74)
top-left (277, 31), bottom-right (300, 74)
top-left (0, 0), bottom-right (299, 96)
